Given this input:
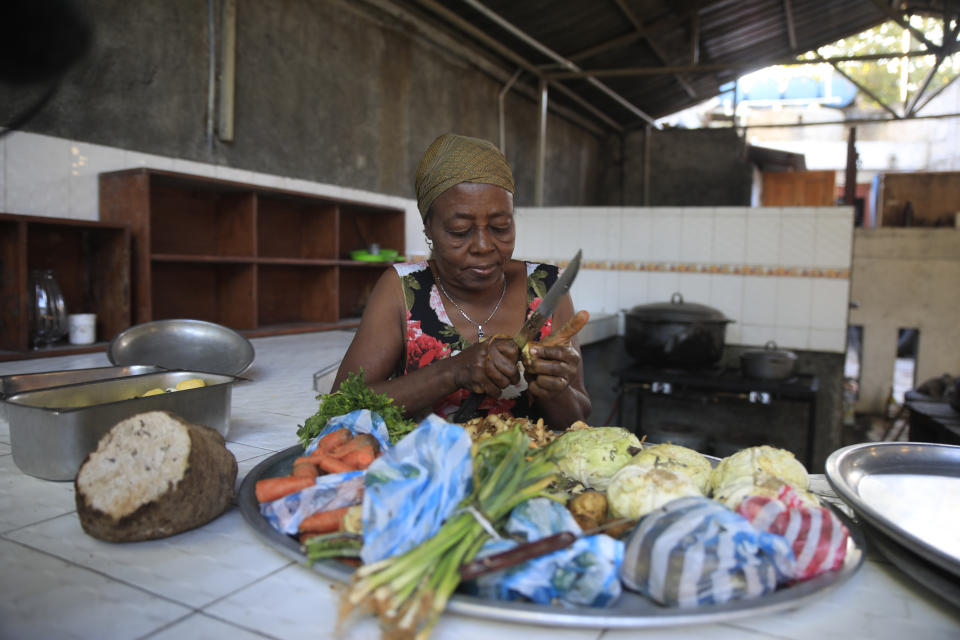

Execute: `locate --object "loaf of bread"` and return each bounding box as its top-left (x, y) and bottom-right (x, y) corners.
top-left (75, 411), bottom-right (237, 542)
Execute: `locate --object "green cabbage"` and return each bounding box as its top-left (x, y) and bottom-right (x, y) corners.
top-left (549, 426), bottom-right (641, 490)
top-left (606, 464), bottom-right (702, 519)
top-left (708, 445), bottom-right (809, 495)
top-left (628, 443), bottom-right (712, 495)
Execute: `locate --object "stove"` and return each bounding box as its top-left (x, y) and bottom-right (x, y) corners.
top-left (613, 364), bottom-right (819, 466)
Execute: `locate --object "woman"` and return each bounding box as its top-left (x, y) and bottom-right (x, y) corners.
top-left (333, 133), bottom-right (590, 429)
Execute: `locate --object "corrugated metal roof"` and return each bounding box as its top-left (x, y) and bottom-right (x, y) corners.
top-left (393, 0), bottom-right (900, 130)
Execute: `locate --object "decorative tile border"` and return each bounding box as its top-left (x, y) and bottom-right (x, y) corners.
top-left (406, 254), bottom-right (850, 279)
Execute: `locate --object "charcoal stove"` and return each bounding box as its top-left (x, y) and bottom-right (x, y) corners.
top-left (613, 364), bottom-right (819, 467)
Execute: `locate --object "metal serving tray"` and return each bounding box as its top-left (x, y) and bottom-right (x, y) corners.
top-left (3, 370), bottom-right (237, 482)
top-left (240, 445), bottom-right (865, 630)
top-left (826, 441), bottom-right (960, 580)
top-left (0, 365), bottom-right (164, 397)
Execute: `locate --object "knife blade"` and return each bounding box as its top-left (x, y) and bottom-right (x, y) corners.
top-left (458, 515), bottom-right (634, 582)
top-left (451, 249), bottom-right (583, 423)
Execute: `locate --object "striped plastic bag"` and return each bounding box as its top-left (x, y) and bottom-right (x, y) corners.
top-left (620, 496), bottom-right (795, 607)
top-left (737, 485), bottom-right (849, 580)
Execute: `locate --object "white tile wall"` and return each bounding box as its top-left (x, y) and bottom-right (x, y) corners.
top-left (776, 278), bottom-right (813, 328)
top-left (620, 209), bottom-right (652, 263)
top-left (780, 210), bottom-right (817, 267)
top-left (810, 279), bottom-right (851, 330)
top-left (741, 275), bottom-right (777, 325)
top-left (814, 207), bottom-right (855, 268)
top-left (712, 209), bottom-right (746, 264)
top-left (649, 209), bottom-right (683, 262)
top-left (0, 134), bottom-right (6, 212)
top-left (745, 208), bottom-right (781, 265)
top-left (681, 207), bottom-right (714, 263)
top-left (616, 270), bottom-right (647, 312)
top-left (6, 131), bottom-right (71, 217)
top-left (68, 141), bottom-right (128, 219)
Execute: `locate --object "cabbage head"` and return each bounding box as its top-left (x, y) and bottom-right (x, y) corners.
top-left (550, 426), bottom-right (641, 490)
top-left (708, 445), bottom-right (809, 495)
top-left (606, 464), bottom-right (702, 519)
top-left (628, 443), bottom-right (712, 495)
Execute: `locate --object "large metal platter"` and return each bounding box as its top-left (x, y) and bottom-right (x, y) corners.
top-left (825, 442), bottom-right (960, 579)
top-left (240, 445), bottom-right (864, 629)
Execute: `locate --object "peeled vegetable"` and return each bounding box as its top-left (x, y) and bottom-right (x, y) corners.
top-left (712, 472), bottom-right (819, 510)
top-left (567, 490), bottom-right (608, 530)
top-left (628, 443), bottom-right (712, 494)
top-left (606, 464), bottom-right (702, 519)
top-left (708, 445), bottom-right (809, 494)
top-left (550, 426), bottom-right (641, 490)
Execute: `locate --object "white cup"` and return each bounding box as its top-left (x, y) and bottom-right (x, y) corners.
top-left (68, 313), bottom-right (97, 345)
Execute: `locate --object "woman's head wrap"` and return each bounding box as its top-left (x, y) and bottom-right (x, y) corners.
top-left (414, 133), bottom-right (515, 220)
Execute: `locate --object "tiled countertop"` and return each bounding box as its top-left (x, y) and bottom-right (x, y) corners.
top-left (1, 331), bottom-right (958, 640)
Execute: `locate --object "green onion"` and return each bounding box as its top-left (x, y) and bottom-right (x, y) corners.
top-left (339, 426), bottom-right (557, 639)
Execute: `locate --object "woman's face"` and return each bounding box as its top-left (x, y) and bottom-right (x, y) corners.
top-left (426, 182), bottom-right (515, 290)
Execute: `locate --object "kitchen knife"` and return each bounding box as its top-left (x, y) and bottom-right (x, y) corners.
top-left (458, 515), bottom-right (634, 581)
top-left (451, 249), bottom-right (583, 423)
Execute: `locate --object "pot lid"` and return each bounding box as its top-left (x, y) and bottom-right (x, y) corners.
top-left (742, 340), bottom-right (798, 361)
top-left (627, 292), bottom-right (731, 323)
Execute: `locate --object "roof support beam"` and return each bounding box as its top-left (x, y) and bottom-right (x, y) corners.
top-left (611, 0), bottom-right (697, 98)
top-left (545, 49), bottom-right (938, 79)
top-left (821, 56), bottom-right (902, 119)
top-left (454, 0), bottom-right (659, 127)
top-left (690, 11), bottom-right (700, 64)
top-left (906, 53), bottom-right (945, 116)
top-left (782, 0), bottom-right (798, 51)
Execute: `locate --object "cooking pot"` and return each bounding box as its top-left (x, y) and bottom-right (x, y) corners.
top-left (741, 341), bottom-right (797, 380)
top-left (625, 292), bottom-right (733, 367)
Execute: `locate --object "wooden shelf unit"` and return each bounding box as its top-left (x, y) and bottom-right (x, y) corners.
top-left (0, 213), bottom-right (131, 361)
top-left (99, 169), bottom-right (405, 335)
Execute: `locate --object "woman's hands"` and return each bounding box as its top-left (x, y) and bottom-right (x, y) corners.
top-left (524, 343), bottom-right (581, 401)
top-left (453, 336), bottom-right (521, 396)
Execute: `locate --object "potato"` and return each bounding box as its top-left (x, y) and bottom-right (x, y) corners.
top-left (568, 489), bottom-right (607, 531)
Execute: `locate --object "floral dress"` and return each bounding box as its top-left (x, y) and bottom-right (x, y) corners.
top-left (394, 261), bottom-right (559, 421)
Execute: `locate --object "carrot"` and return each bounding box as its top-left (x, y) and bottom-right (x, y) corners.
top-left (543, 309), bottom-right (590, 346)
top-left (308, 450), bottom-right (354, 475)
top-left (330, 433), bottom-right (380, 458)
top-left (255, 476), bottom-right (314, 502)
top-left (298, 505), bottom-right (352, 534)
top-left (340, 444), bottom-right (376, 470)
top-left (291, 460), bottom-right (319, 478)
top-left (315, 428), bottom-right (352, 453)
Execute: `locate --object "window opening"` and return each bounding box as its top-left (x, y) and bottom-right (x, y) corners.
top-left (893, 328), bottom-right (919, 406)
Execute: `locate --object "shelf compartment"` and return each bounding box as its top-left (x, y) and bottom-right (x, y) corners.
top-left (257, 265), bottom-right (337, 326)
top-left (0, 219), bottom-right (25, 351)
top-left (151, 262), bottom-right (256, 329)
top-left (258, 195), bottom-right (337, 260)
top-left (150, 183), bottom-right (256, 257)
top-left (339, 203), bottom-right (404, 259)
top-left (339, 264), bottom-right (387, 320)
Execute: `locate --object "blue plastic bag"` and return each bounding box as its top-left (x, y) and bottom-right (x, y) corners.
top-left (360, 414), bottom-right (473, 564)
top-left (260, 471), bottom-right (364, 535)
top-left (470, 497), bottom-right (624, 608)
top-left (305, 408), bottom-right (391, 455)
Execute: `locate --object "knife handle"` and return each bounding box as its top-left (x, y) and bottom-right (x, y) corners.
top-left (459, 531), bottom-right (577, 581)
top-left (452, 391), bottom-right (485, 423)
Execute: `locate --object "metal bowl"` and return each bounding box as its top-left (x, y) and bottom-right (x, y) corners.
top-left (108, 319), bottom-right (255, 376)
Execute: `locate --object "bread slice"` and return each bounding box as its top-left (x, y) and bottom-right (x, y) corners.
top-left (75, 411), bottom-right (237, 542)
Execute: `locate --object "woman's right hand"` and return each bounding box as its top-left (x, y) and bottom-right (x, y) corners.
top-left (453, 337), bottom-right (521, 397)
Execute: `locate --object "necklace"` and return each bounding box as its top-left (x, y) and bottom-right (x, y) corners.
top-left (436, 274), bottom-right (507, 341)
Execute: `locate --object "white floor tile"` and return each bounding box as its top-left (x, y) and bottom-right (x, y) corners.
top-left (145, 612), bottom-right (269, 640)
top-left (6, 508), bottom-right (293, 608)
top-left (0, 453), bottom-right (77, 534)
top-left (0, 538), bottom-right (190, 640)
top-left (206, 563), bottom-right (604, 640)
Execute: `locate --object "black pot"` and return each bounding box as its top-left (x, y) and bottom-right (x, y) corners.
top-left (741, 341), bottom-right (798, 380)
top-left (625, 292), bottom-right (733, 368)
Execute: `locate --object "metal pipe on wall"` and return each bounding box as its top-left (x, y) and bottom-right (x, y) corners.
top-left (217, 0), bottom-right (237, 142)
top-left (535, 78), bottom-right (548, 206)
top-left (498, 69), bottom-right (522, 154)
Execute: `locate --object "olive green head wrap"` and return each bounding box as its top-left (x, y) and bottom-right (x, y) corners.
top-left (414, 133), bottom-right (515, 220)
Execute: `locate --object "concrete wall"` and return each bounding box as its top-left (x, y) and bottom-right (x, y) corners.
top-left (622, 127), bottom-right (754, 206)
top-left (849, 228), bottom-right (960, 413)
top-left (1, 0), bottom-right (607, 208)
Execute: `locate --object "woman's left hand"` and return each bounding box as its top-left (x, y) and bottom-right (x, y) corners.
top-left (524, 343), bottom-right (580, 400)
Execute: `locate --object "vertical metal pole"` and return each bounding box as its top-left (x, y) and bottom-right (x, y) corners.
top-left (498, 69), bottom-right (523, 155)
top-left (535, 78), bottom-right (548, 206)
top-left (643, 125), bottom-right (651, 207)
top-left (217, 0), bottom-right (237, 141)
top-left (206, 0), bottom-right (217, 153)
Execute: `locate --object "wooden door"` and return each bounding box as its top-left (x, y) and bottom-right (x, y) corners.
top-left (761, 170), bottom-right (836, 206)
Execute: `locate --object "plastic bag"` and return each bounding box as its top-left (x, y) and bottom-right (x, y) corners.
top-left (260, 472), bottom-right (364, 535)
top-left (469, 497), bottom-right (624, 608)
top-left (305, 408), bottom-right (391, 455)
top-left (360, 414), bottom-right (473, 564)
top-left (620, 496), bottom-right (795, 607)
top-left (737, 485), bottom-right (849, 580)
